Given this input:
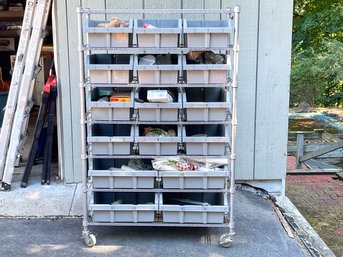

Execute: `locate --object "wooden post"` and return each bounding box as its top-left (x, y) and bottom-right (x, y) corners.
top-left (296, 134), bottom-right (304, 169)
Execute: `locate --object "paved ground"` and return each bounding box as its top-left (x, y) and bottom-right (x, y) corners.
top-left (287, 174), bottom-right (343, 257)
top-left (287, 155), bottom-right (343, 256)
top-left (0, 189), bottom-right (308, 257)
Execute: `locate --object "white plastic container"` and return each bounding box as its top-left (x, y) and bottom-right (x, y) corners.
top-left (183, 56), bottom-right (231, 84)
top-left (85, 19), bottom-right (133, 48)
top-left (90, 192), bottom-right (158, 223)
top-left (134, 19), bottom-right (182, 47)
top-left (135, 55), bottom-right (181, 85)
top-left (184, 20), bottom-right (232, 48)
top-left (86, 54), bottom-right (133, 84)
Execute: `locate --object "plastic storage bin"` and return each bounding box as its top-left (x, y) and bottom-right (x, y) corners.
top-left (88, 89), bottom-right (134, 121)
top-left (134, 19), bottom-right (182, 47)
top-left (160, 170), bottom-right (228, 189)
top-left (183, 88), bottom-right (230, 121)
top-left (183, 125), bottom-right (229, 156)
top-left (183, 56), bottom-right (230, 84)
top-left (88, 124), bottom-right (134, 155)
top-left (89, 159), bottom-right (156, 189)
top-left (136, 125), bottom-right (181, 155)
top-left (160, 193), bottom-right (228, 224)
top-left (90, 192), bottom-right (158, 223)
top-left (135, 55), bottom-right (181, 85)
top-left (136, 89), bottom-right (181, 122)
top-left (86, 54), bottom-right (133, 84)
top-left (85, 19), bottom-right (133, 48)
top-left (183, 20), bottom-right (232, 48)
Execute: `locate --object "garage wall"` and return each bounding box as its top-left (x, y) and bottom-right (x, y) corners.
top-left (54, 0), bottom-right (293, 194)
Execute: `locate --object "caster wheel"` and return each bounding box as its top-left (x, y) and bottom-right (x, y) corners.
top-left (84, 233), bottom-right (96, 247)
top-left (219, 233), bottom-right (234, 248)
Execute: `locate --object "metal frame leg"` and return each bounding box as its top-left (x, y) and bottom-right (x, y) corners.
top-left (220, 5), bottom-right (240, 248)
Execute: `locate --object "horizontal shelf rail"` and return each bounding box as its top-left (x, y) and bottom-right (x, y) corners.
top-left (80, 8), bottom-right (234, 15)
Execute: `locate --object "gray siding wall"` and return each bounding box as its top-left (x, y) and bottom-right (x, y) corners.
top-left (55, 0), bottom-right (293, 189)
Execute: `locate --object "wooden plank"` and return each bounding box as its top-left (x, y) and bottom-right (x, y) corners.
top-left (50, 0), bottom-right (75, 182)
top-left (64, 0), bottom-right (106, 182)
top-left (144, 0), bottom-right (181, 19)
top-left (303, 159), bottom-right (341, 170)
top-left (205, 0), bottom-right (221, 20)
top-left (105, 0), bottom-right (143, 20)
top-left (296, 134), bottom-right (304, 168)
top-left (322, 132), bottom-right (340, 143)
top-left (288, 143), bottom-right (343, 157)
top-left (300, 140), bottom-right (343, 163)
top-left (226, 0), bottom-right (259, 180)
top-left (287, 169), bottom-right (340, 174)
top-left (254, 0), bottom-right (293, 180)
top-left (336, 172), bottom-right (343, 180)
top-left (182, 0), bottom-right (203, 19)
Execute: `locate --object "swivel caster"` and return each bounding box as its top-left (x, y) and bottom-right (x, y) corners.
top-left (219, 232), bottom-right (235, 248)
top-left (83, 233), bottom-right (96, 247)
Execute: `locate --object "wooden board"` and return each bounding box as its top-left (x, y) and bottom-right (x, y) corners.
top-left (229, 0), bottom-right (259, 180)
top-left (52, 0), bottom-right (70, 181)
top-left (254, 0), bottom-right (293, 180)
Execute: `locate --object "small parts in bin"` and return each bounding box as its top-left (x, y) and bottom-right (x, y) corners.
top-left (110, 92), bottom-right (130, 102)
top-left (139, 54), bottom-right (172, 65)
top-left (143, 23), bottom-right (156, 29)
top-left (147, 90), bottom-right (175, 103)
top-left (152, 158), bottom-right (198, 171)
top-left (144, 127), bottom-right (176, 137)
top-left (97, 17), bottom-right (129, 28)
top-left (186, 51), bottom-right (225, 64)
top-left (97, 91), bottom-right (131, 102)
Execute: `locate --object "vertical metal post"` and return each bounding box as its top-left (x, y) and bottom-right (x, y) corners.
top-left (77, 5), bottom-right (89, 236)
top-left (229, 5), bottom-right (240, 236)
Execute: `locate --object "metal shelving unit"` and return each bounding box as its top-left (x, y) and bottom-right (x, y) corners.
top-left (77, 5), bottom-right (240, 248)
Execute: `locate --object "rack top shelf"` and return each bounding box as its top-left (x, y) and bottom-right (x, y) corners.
top-left (0, 11), bottom-right (23, 20)
top-left (79, 8), bottom-right (236, 15)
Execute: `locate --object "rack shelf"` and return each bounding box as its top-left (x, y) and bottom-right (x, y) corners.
top-left (78, 5), bottom-right (240, 248)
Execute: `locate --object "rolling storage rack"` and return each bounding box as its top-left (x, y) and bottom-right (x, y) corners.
top-left (77, 4), bottom-right (240, 248)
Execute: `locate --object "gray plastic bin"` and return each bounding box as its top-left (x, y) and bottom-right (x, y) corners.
top-left (86, 54), bottom-right (133, 84)
top-left (135, 55), bottom-right (181, 85)
top-left (90, 170), bottom-right (157, 189)
top-left (183, 56), bottom-right (231, 84)
top-left (85, 19), bottom-right (133, 48)
top-left (90, 192), bottom-right (158, 223)
top-left (183, 88), bottom-right (230, 121)
top-left (90, 158), bottom-right (156, 189)
top-left (134, 19), bottom-right (182, 47)
top-left (160, 170), bottom-right (227, 189)
top-left (184, 20), bottom-right (232, 48)
top-left (183, 125), bottom-right (229, 156)
top-left (136, 126), bottom-right (181, 155)
top-left (88, 89), bottom-right (134, 121)
top-left (136, 90), bottom-right (181, 122)
top-left (88, 125), bottom-right (134, 155)
top-left (160, 193), bottom-right (228, 224)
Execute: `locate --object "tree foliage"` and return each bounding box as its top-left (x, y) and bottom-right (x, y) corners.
top-left (290, 0), bottom-right (343, 107)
